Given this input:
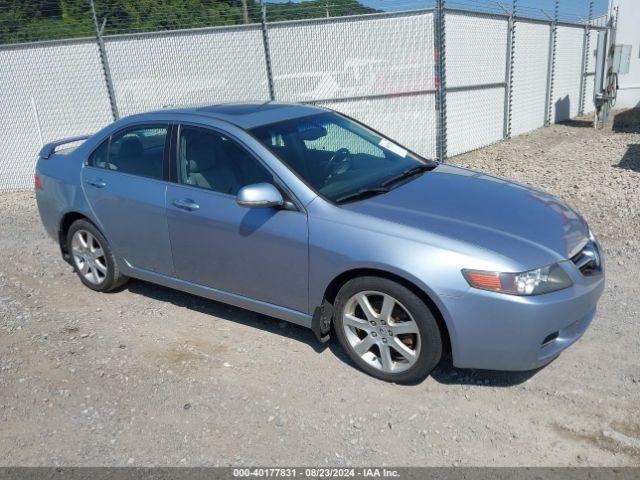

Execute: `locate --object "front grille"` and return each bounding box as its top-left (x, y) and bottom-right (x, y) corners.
top-left (571, 240), bottom-right (602, 276)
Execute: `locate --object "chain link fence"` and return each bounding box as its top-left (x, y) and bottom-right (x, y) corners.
top-left (445, 10), bottom-right (508, 156)
top-left (104, 25), bottom-right (271, 117)
top-left (0, 0), bottom-right (608, 191)
top-left (282, 10), bottom-right (437, 157)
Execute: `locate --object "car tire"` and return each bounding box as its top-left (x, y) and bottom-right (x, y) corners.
top-left (333, 276), bottom-right (442, 383)
top-left (66, 219), bottom-right (128, 292)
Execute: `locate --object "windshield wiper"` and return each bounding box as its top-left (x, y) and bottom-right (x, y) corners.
top-left (335, 186), bottom-right (390, 204)
top-left (380, 163), bottom-right (435, 188)
top-left (334, 163), bottom-right (436, 204)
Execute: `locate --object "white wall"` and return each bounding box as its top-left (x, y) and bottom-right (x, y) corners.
top-left (612, 0), bottom-right (640, 109)
top-left (445, 12), bottom-right (508, 156)
top-left (552, 26), bottom-right (585, 121)
top-left (510, 21), bottom-right (551, 136)
top-left (0, 10), bottom-right (606, 191)
top-left (0, 40), bottom-right (113, 191)
top-left (105, 26), bottom-right (270, 117)
top-left (270, 11), bottom-right (437, 158)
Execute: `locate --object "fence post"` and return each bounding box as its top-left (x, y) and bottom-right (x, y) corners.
top-left (260, 1), bottom-right (276, 101)
top-left (578, 0), bottom-right (594, 116)
top-left (90, 0), bottom-right (119, 121)
top-left (502, 0), bottom-right (517, 139)
top-left (433, 0), bottom-right (447, 162)
top-left (544, 0), bottom-right (559, 127)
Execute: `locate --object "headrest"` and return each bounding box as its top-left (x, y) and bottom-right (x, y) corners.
top-left (119, 136), bottom-right (143, 158)
top-left (297, 124), bottom-right (327, 141)
top-left (187, 138), bottom-right (216, 173)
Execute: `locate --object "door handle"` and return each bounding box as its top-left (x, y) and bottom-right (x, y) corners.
top-left (172, 198), bottom-right (200, 212)
top-left (86, 179), bottom-right (106, 188)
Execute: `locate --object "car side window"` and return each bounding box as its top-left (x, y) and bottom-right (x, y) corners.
top-left (178, 126), bottom-right (273, 196)
top-left (92, 125), bottom-right (167, 180)
top-left (88, 138), bottom-right (109, 169)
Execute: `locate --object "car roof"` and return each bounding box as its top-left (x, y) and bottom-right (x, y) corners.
top-left (146, 102), bottom-right (327, 130)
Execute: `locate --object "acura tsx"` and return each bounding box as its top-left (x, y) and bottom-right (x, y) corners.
top-left (35, 102), bottom-right (604, 383)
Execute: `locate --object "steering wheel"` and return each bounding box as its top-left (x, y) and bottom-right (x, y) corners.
top-left (326, 148), bottom-right (352, 182)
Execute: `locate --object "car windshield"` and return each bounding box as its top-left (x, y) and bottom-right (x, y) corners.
top-left (250, 112), bottom-right (433, 203)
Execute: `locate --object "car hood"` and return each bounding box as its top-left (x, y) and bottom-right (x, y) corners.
top-left (343, 164), bottom-right (589, 269)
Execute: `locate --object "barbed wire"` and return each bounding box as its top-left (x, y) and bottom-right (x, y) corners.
top-left (0, 0), bottom-right (608, 45)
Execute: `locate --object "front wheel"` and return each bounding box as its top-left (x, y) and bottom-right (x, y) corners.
top-left (333, 277), bottom-right (442, 383)
top-left (67, 219), bottom-right (128, 292)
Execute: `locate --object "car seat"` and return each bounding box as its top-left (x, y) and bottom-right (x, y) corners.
top-left (185, 135), bottom-right (238, 195)
top-left (115, 136), bottom-right (143, 174)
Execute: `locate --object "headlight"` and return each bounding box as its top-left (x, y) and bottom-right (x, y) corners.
top-left (462, 263), bottom-right (573, 296)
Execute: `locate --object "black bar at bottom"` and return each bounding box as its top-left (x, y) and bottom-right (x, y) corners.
top-left (0, 467), bottom-right (638, 480)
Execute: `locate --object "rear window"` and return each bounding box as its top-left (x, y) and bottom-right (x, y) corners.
top-left (89, 125), bottom-right (167, 180)
top-left (88, 138), bottom-right (109, 167)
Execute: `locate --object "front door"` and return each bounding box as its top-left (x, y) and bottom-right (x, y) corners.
top-left (165, 124), bottom-right (309, 313)
top-left (82, 123), bottom-right (173, 276)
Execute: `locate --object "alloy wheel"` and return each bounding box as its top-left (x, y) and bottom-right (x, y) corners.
top-left (342, 290), bottom-right (421, 373)
top-left (71, 229), bottom-right (108, 285)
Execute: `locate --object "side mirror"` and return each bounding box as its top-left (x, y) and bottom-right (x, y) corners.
top-left (236, 183), bottom-right (284, 209)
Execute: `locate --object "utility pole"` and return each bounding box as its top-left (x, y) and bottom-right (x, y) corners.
top-left (325, 0), bottom-right (330, 18)
top-left (241, 0), bottom-right (250, 23)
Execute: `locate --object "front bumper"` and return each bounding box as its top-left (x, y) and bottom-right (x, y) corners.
top-left (444, 263), bottom-right (605, 371)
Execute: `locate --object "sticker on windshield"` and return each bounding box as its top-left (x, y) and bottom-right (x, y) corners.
top-left (379, 138), bottom-right (407, 157)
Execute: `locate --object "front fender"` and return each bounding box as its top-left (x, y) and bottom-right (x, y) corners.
top-left (307, 214), bottom-right (475, 355)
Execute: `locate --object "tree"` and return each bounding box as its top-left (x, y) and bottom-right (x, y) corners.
top-left (0, 0), bottom-right (379, 44)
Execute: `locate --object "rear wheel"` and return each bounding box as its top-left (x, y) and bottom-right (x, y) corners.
top-left (333, 276), bottom-right (442, 383)
top-left (66, 219), bottom-right (128, 292)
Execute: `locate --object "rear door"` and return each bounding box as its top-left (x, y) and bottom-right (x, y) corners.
top-left (82, 123), bottom-right (174, 275)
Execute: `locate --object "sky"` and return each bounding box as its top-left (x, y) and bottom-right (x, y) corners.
top-left (268, 0), bottom-right (609, 22)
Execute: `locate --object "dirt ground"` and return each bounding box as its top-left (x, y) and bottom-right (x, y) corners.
top-left (1, 110), bottom-right (639, 467)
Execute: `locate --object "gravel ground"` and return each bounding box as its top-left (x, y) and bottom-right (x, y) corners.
top-left (1, 110), bottom-right (639, 467)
